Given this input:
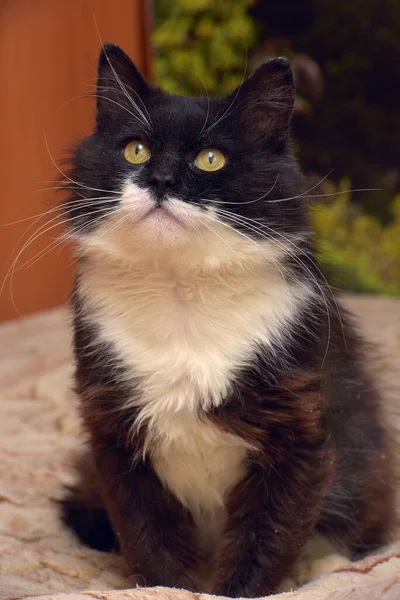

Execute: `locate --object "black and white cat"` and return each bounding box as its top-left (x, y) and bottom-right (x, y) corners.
top-left (62, 44), bottom-right (392, 597)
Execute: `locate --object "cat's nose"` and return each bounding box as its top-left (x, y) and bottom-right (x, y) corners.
top-left (150, 173), bottom-right (176, 200)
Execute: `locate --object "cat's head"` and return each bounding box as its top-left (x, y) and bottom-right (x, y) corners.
top-left (64, 44), bottom-right (308, 269)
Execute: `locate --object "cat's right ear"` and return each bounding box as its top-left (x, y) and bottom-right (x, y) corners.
top-left (96, 44), bottom-right (152, 127)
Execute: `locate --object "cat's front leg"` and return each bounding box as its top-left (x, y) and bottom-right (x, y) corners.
top-left (76, 370), bottom-right (205, 591)
top-left (212, 372), bottom-right (330, 597)
top-left (92, 442), bottom-right (203, 591)
top-left (213, 457), bottom-right (328, 597)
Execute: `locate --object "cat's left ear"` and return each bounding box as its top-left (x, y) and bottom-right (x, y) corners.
top-left (96, 44), bottom-right (152, 126)
top-left (233, 58), bottom-right (295, 147)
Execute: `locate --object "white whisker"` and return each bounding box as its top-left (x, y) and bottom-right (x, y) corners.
top-left (214, 208), bottom-right (339, 366)
top-left (0, 197), bottom-right (117, 228)
top-left (93, 16), bottom-right (152, 130)
top-left (96, 85), bottom-right (152, 128)
top-left (211, 173), bottom-right (280, 206)
top-left (203, 215), bottom-right (293, 304)
top-left (39, 183), bottom-right (119, 196)
top-left (212, 172), bottom-right (332, 208)
top-left (44, 134), bottom-right (122, 196)
top-left (1, 197), bottom-right (116, 275)
top-left (203, 46), bottom-right (248, 136)
top-left (14, 208), bottom-right (113, 274)
top-left (1, 206), bottom-right (116, 312)
top-left (196, 74), bottom-right (211, 140)
top-left (95, 94), bottom-right (147, 122)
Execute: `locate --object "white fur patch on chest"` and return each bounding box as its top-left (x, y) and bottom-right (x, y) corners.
top-left (150, 411), bottom-right (250, 540)
top-left (77, 222), bottom-right (313, 520)
top-left (80, 262), bottom-right (308, 411)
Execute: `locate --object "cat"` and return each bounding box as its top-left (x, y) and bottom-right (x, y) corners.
top-left (61, 44), bottom-right (393, 597)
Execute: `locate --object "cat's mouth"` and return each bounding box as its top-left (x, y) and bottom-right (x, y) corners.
top-left (145, 205), bottom-right (180, 222)
top-left (118, 186), bottom-right (203, 236)
top-left (142, 204), bottom-right (185, 230)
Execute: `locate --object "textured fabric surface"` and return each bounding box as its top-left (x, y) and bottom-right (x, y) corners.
top-left (0, 296), bottom-right (399, 600)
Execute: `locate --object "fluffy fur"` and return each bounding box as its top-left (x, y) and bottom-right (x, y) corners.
top-left (61, 44), bottom-right (393, 597)
top-left (76, 177), bottom-right (313, 540)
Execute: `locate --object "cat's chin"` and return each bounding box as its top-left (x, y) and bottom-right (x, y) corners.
top-left (77, 209), bottom-right (195, 262)
top-left (141, 207), bottom-right (185, 232)
top-left (128, 207), bottom-right (193, 249)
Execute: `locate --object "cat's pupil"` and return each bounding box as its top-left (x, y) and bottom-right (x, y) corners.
top-left (208, 152), bottom-right (214, 164)
top-left (135, 144), bottom-right (142, 155)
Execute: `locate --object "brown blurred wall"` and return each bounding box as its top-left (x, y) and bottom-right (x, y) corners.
top-left (0, 0), bottom-right (152, 322)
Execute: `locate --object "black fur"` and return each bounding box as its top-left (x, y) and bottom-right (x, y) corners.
top-left (61, 44), bottom-right (394, 596)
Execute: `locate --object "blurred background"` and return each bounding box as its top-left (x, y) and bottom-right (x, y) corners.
top-left (0, 0), bottom-right (399, 322)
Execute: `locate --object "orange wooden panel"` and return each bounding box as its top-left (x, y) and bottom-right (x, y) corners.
top-left (0, 0), bottom-right (152, 321)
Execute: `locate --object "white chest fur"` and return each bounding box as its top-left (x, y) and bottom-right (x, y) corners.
top-left (151, 411), bottom-right (250, 531)
top-left (78, 249), bottom-right (311, 522)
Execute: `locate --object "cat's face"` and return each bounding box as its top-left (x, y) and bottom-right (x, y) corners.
top-left (65, 44), bottom-right (308, 267)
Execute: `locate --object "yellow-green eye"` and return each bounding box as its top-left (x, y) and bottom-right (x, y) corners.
top-left (123, 140), bottom-right (151, 164)
top-left (194, 148), bottom-right (226, 172)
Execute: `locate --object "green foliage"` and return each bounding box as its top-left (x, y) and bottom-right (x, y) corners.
top-left (153, 0), bottom-right (255, 96)
top-left (311, 183), bottom-right (400, 296)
